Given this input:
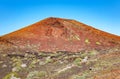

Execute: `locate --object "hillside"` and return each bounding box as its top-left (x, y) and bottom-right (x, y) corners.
top-left (0, 17), bottom-right (120, 79)
top-left (1, 17), bottom-right (120, 52)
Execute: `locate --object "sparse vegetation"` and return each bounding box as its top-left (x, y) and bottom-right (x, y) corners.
top-left (0, 50), bottom-right (119, 79)
top-left (0, 49), bottom-right (120, 79)
top-left (11, 57), bottom-right (23, 72)
top-left (29, 58), bottom-right (40, 68)
top-left (74, 35), bottom-right (80, 40)
top-left (2, 72), bottom-right (20, 79)
top-left (26, 71), bottom-right (47, 79)
top-left (73, 58), bottom-right (82, 66)
top-left (45, 56), bottom-right (53, 64)
top-left (96, 41), bottom-right (101, 45)
top-left (72, 73), bottom-right (88, 79)
top-left (85, 39), bottom-right (90, 44)
top-left (89, 50), bottom-right (98, 56)
top-left (69, 35), bottom-right (80, 40)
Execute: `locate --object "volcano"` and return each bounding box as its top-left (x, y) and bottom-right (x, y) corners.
top-left (0, 17), bottom-right (120, 52)
top-left (0, 17), bottom-right (120, 79)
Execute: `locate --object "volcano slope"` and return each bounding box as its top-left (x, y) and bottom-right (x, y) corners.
top-left (0, 17), bottom-right (120, 79)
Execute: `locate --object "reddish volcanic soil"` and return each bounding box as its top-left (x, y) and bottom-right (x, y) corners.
top-left (1, 17), bottom-right (120, 52)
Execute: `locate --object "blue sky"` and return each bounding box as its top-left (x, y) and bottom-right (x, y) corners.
top-left (0, 0), bottom-right (120, 36)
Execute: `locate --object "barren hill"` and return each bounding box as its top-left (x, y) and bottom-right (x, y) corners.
top-left (1, 17), bottom-right (120, 52)
top-left (0, 17), bottom-right (120, 79)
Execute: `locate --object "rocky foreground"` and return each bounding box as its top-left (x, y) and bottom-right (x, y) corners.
top-left (0, 47), bottom-right (120, 79)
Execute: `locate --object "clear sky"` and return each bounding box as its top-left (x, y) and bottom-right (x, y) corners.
top-left (0, 0), bottom-right (120, 36)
